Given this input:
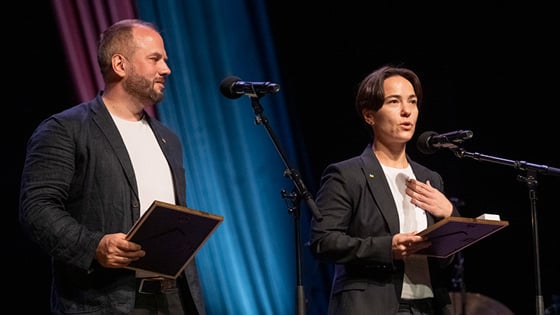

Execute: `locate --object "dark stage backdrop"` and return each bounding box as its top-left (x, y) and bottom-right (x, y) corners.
top-left (11, 1), bottom-right (559, 314)
top-left (265, 2), bottom-right (560, 315)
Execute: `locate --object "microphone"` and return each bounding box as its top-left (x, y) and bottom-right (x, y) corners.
top-left (416, 130), bottom-right (473, 154)
top-left (220, 76), bottom-right (280, 99)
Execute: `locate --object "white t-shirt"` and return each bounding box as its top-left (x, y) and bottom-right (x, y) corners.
top-left (381, 164), bottom-right (434, 300)
top-left (112, 114), bottom-right (176, 278)
top-left (111, 114), bottom-right (175, 215)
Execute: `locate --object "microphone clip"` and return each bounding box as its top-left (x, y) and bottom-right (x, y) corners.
top-left (416, 130), bottom-right (473, 154)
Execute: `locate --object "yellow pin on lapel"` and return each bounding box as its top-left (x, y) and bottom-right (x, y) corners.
top-left (369, 174), bottom-right (375, 178)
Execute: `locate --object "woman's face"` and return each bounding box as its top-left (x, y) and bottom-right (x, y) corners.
top-left (367, 75), bottom-right (419, 146)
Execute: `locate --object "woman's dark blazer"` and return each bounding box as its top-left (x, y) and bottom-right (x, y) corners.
top-left (310, 143), bottom-right (459, 315)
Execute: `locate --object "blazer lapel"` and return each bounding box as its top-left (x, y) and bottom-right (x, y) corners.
top-left (90, 96), bottom-right (140, 202)
top-left (360, 144), bottom-right (401, 235)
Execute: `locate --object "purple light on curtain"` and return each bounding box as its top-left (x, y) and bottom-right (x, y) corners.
top-left (51, 0), bottom-right (156, 117)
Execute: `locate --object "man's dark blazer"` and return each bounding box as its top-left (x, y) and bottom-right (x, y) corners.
top-left (19, 92), bottom-right (206, 314)
top-left (310, 143), bottom-right (459, 315)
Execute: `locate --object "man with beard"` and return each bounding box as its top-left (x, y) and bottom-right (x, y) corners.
top-left (19, 19), bottom-right (206, 315)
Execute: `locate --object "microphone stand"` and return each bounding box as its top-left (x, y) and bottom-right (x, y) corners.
top-left (449, 146), bottom-right (560, 315)
top-left (246, 94), bottom-right (323, 315)
top-left (450, 197), bottom-right (467, 315)
top-left (450, 252), bottom-right (467, 315)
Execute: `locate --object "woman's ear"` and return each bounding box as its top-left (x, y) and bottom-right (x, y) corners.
top-left (362, 109), bottom-right (374, 126)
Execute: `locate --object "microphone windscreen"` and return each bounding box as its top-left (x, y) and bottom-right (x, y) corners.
top-left (219, 76), bottom-right (242, 99)
top-left (416, 131), bottom-right (438, 154)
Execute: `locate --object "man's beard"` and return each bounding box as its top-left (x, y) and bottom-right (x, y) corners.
top-left (123, 71), bottom-right (164, 105)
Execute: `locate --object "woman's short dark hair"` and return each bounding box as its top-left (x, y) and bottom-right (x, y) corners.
top-left (355, 65), bottom-right (423, 120)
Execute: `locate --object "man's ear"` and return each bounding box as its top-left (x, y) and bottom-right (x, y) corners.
top-left (111, 54), bottom-right (127, 78)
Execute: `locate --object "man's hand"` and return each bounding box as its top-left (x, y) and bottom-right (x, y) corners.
top-left (95, 233), bottom-right (146, 268)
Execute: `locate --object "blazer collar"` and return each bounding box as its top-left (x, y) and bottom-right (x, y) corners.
top-left (90, 92), bottom-right (140, 202)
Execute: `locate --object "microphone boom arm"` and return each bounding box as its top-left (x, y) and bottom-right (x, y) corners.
top-left (449, 146), bottom-right (559, 315)
top-left (451, 148), bottom-right (560, 176)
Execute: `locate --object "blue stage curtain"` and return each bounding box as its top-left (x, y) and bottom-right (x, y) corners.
top-left (136, 1), bottom-right (328, 314)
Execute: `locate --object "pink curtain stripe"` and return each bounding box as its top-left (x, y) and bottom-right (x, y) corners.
top-left (51, 0), bottom-right (97, 102)
top-left (50, 0), bottom-right (155, 116)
